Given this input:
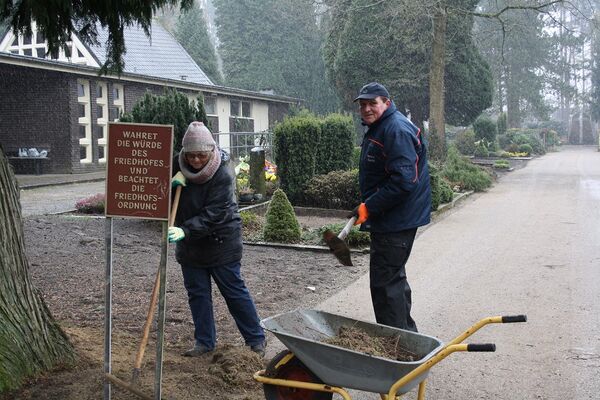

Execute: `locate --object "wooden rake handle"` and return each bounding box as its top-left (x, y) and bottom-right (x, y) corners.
top-left (132, 185), bottom-right (182, 383)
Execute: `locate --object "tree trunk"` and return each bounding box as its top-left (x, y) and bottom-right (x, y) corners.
top-left (506, 65), bottom-right (521, 128)
top-left (0, 148), bottom-right (75, 392)
top-left (428, 5), bottom-right (447, 161)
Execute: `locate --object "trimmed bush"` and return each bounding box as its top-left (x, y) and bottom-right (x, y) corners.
top-left (315, 114), bottom-right (354, 175)
top-left (75, 193), bottom-right (105, 214)
top-left (442, 147), bottom-right (492, 192)
top-left (263, 189), bottom-right (301, 243)
top-left (517, 143), bottom-right (533, 155)
top-left (473, 116), bottom-right (497, 144)
top-left (273, 114), bottom-right (321, 203)
top-left (351, 146), bottom-right (361, 169)
top-left (303, 169), bottom-right (360, 210)
top-left (454, 129), bottom-right (477, 156)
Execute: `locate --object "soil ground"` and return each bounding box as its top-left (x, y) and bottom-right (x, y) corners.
top-left (3, 213), bottom-right (370, 400)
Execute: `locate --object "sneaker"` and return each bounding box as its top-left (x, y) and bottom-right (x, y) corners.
top-left (250, 341), bottom-right (267, 357)
top-left (183, 345), bottom-right (213, 357)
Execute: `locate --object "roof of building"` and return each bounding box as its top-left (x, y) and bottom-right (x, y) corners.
top-left (87, 22), bottom-right (214, 85)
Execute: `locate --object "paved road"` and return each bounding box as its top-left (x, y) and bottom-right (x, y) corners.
top-left (317, 145), bottom-right (600, 399)
top-left (19, 181), bottom-right (105, 217)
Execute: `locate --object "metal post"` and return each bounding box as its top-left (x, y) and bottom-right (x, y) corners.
top-left (154, 221), bottom-right (168, 399)
top-left (104, 217), bottom-right (114, 400)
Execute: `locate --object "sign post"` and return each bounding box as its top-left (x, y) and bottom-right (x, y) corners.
top-left (104, 122), bottom-right (173, 400)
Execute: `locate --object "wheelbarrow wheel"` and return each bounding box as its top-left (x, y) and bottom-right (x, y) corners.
top-left (263, 350), bottom-right (332, 400)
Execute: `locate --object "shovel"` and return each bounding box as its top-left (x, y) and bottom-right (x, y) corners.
top-left (323, 216), bottom-right (356, 266)
top-left (131, 185), bottom-right (181, 384)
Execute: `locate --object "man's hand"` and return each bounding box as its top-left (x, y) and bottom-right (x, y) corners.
top-left (171, 171), bottom-right (187, 188)
top-left (348, 203), bottom-right (369, 225)
top-left (168, 227), bottom-right (185, 243)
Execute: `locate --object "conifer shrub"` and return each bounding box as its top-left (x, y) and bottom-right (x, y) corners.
top-left (454, 129), bottom-right (477, 155)
top-left (303, 169), bottom-right (360, 210)
top-left (473, 116), bottom-right (497, 144)
top-left (315, 114), bottom-right (354, 175)
top-left (273, 114), bottom-right (321, 203)
top-left (497, 112), bottom-right (507, 136)
top-left (442, 147), bottom-right (492, 192)
top-left (119, 89), bottom-right (209, 152)
top-left (263, 189), bottom-right (301, 243)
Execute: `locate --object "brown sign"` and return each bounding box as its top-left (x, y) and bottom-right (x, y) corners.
top-left (105, 123), bottom-right (173, 220)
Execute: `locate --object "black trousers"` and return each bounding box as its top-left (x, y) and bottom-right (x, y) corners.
top-left (369, 229), bottom-right (418, 332)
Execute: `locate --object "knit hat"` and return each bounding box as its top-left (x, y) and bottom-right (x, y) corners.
top-left (182, 121), bottom-right (216, 153)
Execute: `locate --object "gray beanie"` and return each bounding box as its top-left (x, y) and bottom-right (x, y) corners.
top-left (182, 121), bottom-right (216, 152)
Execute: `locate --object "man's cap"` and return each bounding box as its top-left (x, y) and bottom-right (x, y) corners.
top-left (353, 82), bottom-right (390, 102)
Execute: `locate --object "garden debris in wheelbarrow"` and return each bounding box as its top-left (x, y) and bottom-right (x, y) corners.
top-left (261, 309), bottom-right (443, 394)
top-left (325, 325), bottom-right (420, 361)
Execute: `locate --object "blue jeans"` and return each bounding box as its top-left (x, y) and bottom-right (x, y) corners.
top-left (181, 261), bottom-right (265, 349)
top-left (369, 229), bottom-right (418, 332)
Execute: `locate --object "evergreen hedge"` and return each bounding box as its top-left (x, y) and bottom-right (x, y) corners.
top-left (303, 169), bottom-right (360, 210)
top-left (473, 116), bottom-right (497, 144)
top-left (315, 114), bottom-right (354, 175)
top-left (273, 114), bottom-right (321, 203)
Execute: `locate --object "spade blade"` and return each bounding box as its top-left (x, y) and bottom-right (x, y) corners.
top-left (323, 229), bottom-right (353, 266)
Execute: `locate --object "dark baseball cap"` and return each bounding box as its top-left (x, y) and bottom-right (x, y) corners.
top-left (353, 82), bottom-right (390, 102)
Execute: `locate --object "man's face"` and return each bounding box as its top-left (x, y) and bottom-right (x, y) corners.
top-left (358, 96), bottom-right (390, 125)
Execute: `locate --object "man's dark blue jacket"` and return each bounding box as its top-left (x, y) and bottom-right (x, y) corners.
top-left (359, 101), bottom-right (431, 233)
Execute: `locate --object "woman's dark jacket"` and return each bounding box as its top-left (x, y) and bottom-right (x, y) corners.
top-left (358, 101), bottom-right (432, 233)
top-left (172, 151), bottom-right (242, 268)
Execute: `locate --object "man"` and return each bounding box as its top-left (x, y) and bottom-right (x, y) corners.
top-left (351, 82), bottom-right (431, 332)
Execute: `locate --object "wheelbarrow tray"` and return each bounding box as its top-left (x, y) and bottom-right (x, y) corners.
top-left (261, 309), bottom-right (444, 394)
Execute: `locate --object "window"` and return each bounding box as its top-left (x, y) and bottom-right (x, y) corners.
top-left (11, 36), bottom-right (18, 46)
top-left (36, 48), bottom-right (45, 58)
top-left (112, 84), bottom-right (124, 122)
top-left (230, 99), bottom-right (252, 118)
top-left (23, 48), bottom-right (32, 56)
top-left (77, 79), bottom-right (92, 163)
top-left (36, 31), bottom-right (45, 44)
top-left (230, 100), bottom-right (240, 117)
top-left (23, 33), bottom-right (31, 45)
top-left (203, 95), bottom-right (217, 115)
top-left (242, 101), bottom-right (251, 118)
top-left (96, 82), bottom-right (108, 163)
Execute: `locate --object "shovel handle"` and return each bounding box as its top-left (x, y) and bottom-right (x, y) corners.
top-left (338, 216), bottom-right (357, 240)
top-left (132, 185), bottom-right (182, 379)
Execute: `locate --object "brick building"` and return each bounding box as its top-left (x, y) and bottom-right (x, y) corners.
top-left (0, 22), bottom-right (299, 174)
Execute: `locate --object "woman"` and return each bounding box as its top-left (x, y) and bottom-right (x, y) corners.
top-left (168, 121), bottom-right (266, 357)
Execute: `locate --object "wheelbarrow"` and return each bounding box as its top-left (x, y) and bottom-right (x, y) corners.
top-left (254, 309), bottom-right (527, 399)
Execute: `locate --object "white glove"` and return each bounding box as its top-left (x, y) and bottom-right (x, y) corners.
top-left (171, 171), bottom-right (187, 187)
top-left (168, 227), bottom-right (185, 243)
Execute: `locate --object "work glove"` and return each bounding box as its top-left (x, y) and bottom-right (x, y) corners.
top-left (171, 171), bottom-right (187, 188)
top-left (168, 227), bottom-right (185, 243)
top-left (347, 203), bottom-right (369, 225)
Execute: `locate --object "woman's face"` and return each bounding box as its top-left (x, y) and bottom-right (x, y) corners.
top-left (185, 151), bottom-right (212, 169)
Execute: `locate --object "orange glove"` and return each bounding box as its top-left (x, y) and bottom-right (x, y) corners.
top-left (348, 203), bottom-right (369, 225)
